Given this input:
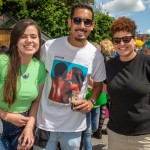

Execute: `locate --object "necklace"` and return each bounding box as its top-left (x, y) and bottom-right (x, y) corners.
top-left (22, 73), bottom-right (29, 79)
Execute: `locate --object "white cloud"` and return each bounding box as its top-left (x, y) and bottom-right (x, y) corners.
top-left (145, 29), bottom-right (150, 34)
top-left (102, 0), bottom-right (145, 15)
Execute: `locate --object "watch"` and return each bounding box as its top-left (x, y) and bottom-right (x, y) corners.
top-left (90, 98), bottom-right (96, 105)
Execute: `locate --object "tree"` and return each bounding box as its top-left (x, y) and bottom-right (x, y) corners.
top-left (65, 0), bottom-right (94, 5)
top-left (2, 0), bottom-right (69, 37)
top-left (0, 0), bottom-right (3, 14)
top-left (89, 10), bottom-right (114, 43)
top-left (2, 0), bottom-right (114, 43)
top-left (27, 0), bottom-right (70, 37)
top-left (2, 0), bottom-right (29, 18)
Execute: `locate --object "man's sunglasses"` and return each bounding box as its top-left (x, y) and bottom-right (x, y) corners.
top-left (113, 36), bottom-right (134, 45)
top-left (72, 17), bottom-right (93, 27)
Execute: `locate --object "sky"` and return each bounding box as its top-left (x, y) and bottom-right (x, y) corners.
top-left (95, 0), bottom-right (150, 34)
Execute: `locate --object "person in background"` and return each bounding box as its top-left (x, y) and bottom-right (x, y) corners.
top-left (81, 40), bottom-right (115, 150)
top-left (106, 16), bottom-right (150, 150)
top-left (92, 39), bottom-right (115, 139)
top-left (81, 42), bottom-right (103, 150)
top-left (33, 3), bottom-right (106, 150)
top-left (100, 39), bottom-right (116, 62)
top-left (0, 19), bottom-right (46, 150)
top-left (142, 40), bottom-right (150, 55)
top-left (0, 45), bottom-right (9, 54)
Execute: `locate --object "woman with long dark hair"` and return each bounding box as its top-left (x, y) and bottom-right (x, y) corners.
top-left (0, 19), bottom-right (46, 149)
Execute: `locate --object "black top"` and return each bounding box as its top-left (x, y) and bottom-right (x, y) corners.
top-left (106, 54), bottom-right (150, 135)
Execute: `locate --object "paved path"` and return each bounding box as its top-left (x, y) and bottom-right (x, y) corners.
top-left (92, 119), bottom-right (108, 150)
top-left (92, 134), bottom-right (108, 150)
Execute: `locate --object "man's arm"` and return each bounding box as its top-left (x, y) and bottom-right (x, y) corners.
top-left (90, 81), bottom-right (103, 103)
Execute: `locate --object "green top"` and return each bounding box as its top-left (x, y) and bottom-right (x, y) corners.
top-left (0, 54), bottom-right (46, 113)
top-left (85, 89), bottom-right (107, 108)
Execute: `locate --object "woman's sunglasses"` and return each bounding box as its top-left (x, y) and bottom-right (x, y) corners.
top-left (72, 17), bottom-right (93, 27)
top-left (113, 36), bottom-right (134, 45)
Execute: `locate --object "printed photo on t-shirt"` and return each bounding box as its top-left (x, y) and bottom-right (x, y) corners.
top-left (49, 59), bottom-right (88, 104)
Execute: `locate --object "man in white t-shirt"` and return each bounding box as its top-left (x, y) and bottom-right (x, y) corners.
top-left (33, 3), bottom-right (106, 150)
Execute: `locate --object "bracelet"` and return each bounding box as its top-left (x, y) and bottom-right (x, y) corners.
top-left (90, 98), bottom-right (96, 105)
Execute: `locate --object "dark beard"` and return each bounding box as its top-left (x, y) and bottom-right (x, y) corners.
top-left (74, 29), bottom-right (86, 42)
top-left (75, 37), bottom-right (86, 42)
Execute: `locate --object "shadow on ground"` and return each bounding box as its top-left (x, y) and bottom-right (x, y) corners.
top-left (93, 144), bottom-right (108, 150)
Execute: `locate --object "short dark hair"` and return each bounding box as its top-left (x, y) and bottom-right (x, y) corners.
top-left (54, 62), bottom-right (68, 79)
top-left (70, 3), bottom-right (94, 20)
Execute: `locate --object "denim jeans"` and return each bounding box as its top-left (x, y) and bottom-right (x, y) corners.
top-left (0, 112), bottom-right (28, 150)
top-left (33, 128), bottom-right (82, 150)
top-left (83, 107), bottom-right (100, 150)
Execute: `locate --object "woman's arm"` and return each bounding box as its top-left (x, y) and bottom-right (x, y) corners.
top-left (0, 109), bottom-right (7, 119)
top-left (18, 84), bottom-right (44, 149)
top-left (0, 109), bottom-right (29, 127)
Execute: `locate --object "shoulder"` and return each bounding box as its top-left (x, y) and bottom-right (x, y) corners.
top-left (87, 42), bottom-right (100, 51)
top-left (0, 54), bottom-right (9, 59)
top-left (44, 37), bottom-right (65, 47)
top-left (134, 53), bottom-right (150, 64)
top-left (87, 42), bottom-right (103, 59)
top-left (138, 53), bottom-right (150, 59)
top-left (41, 37), bottom-right (66, 54)
top-left (0, 54), bottom-right (9, 64)
top-left (106, 56), bottom-right (118, 66)
top-left (32, 57), bottom-right (45, 68)
top-left (140, 54), bottom-right (150, 65)
top-left (0, 54), bottom-right (9, 75)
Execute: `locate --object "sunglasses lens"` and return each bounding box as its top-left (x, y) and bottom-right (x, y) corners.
top-left (73, 17), bottom-right (82, 25)
top-left (84, 19), bottom-right (92, 26)
top-left (113, 38), bottom-right (121, 44)
top-left (73, 17), bottom-right (92, 26)
top-left (122, 36), bottom-right (132, 43)
top-left (113, 36), bottom-right (134, 45)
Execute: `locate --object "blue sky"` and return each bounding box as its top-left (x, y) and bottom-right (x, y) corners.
top-left (95, 0), bottom-right (150, 34)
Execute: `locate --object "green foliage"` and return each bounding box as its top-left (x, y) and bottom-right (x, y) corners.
top-left (89, 10), bottom-right (114, 43)
top-left (2, 0), bottom-right (114, 43)
top-left (3, 0), bottom-right (29, 18)
top-left (29, 0), bottom-right (71, 37)
top-left (0, 0), bottom-right (3, 14)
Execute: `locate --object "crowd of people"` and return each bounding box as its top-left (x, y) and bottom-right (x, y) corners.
top-left (0, 2), bottom-right (150, 150)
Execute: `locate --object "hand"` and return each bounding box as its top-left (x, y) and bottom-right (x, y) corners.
top-left (4, 113), bottom-right (29, 127)
top-left (72, 99), bottom-right (94, 113)
top-left (18, 124), bottom-right (34, 150)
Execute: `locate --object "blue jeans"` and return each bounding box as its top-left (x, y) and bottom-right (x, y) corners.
top-left (0, 112), bottom-right (28, 150)
top-left (83, 107), bottom-right (100, 150)
top-left (33, 128), bottom-right (82, 150)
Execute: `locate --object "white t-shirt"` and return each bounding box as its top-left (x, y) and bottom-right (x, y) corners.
top-left (36, 36), bottom-right (106, 132)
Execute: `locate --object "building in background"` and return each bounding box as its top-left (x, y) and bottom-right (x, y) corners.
top-left (137, 34), bottom-right (150, 41)
top-left (0, 13), bottom-right (51, 46)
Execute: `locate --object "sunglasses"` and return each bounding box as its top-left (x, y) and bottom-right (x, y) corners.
top-left (72, 17), bottom-right (93, 27)
top-left (113, 36), bottom-right (134, 45)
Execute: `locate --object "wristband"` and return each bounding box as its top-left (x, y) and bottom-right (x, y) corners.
top-left (90, 98), bottom-right (96, 105)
